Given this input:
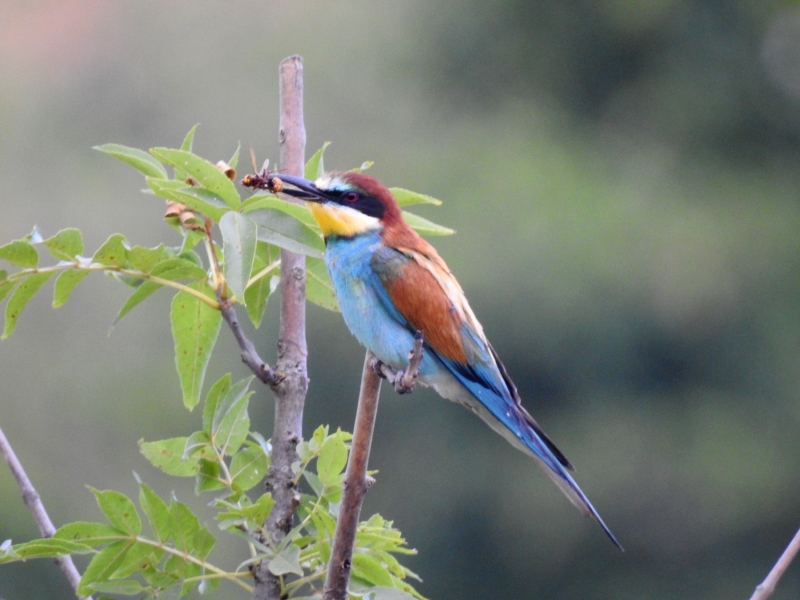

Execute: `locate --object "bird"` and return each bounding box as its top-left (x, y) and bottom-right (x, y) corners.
top-left (275, 170), bottom-right (621, 549)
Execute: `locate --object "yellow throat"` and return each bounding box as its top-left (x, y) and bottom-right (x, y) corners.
top-left (308, 203), bottom-right (381, 238)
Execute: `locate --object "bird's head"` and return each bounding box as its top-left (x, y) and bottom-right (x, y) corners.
top-left (277, 171), bottom-right (403, 238)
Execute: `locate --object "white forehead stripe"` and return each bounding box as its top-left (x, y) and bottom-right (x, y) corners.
top-left (315, 174), bottom-right (351, 192)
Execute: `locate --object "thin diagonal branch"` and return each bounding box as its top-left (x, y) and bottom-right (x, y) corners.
top-left (324, 337), bottom-right (424, 600)
top-left (218, 297), bottom-right (281, 387)
top-left (0, 425), bottom-right (92, 600)
top-left (749, 525), bottom-right (800, 600)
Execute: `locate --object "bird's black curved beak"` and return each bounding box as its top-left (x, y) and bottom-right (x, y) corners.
top-left (274, 174), bottom-right (328, 203)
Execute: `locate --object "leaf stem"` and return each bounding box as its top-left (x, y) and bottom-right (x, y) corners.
top-left (133, 536), bottom-right (253, 592)
top-left (247, 258), bottom-right (281, 289)
top-left (6, 263), bottom-right (220, 309)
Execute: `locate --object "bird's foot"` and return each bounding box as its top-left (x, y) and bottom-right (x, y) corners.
top-left (369, 331), bottom-right (425, 395)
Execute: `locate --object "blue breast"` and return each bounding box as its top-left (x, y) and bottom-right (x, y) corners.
top-left (325, 233), bottom-right (431, 373)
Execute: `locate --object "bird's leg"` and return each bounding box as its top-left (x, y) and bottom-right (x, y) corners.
top-left (370, 331), bottom-right (424, 394)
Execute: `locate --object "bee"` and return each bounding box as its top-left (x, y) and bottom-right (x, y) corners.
top-left (241, 150), bottom-right (284, 194)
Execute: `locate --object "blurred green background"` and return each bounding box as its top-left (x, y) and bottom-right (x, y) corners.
top-left (2, 1), bottom-right (800, 598)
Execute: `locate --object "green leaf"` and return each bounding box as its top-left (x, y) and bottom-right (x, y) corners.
top-left (170, 283), bottom-right (222, 410)
top-left (0, 240), bottom-right (38, 268)
top-left (78, 540), bottom-right (133, 595)
top-left (127, 245), bottom-right (167, 272)
top-left (87, 579), bottom-right (145, 595)
top-left (110, 541), bottom-right (159, 579)
top-left (90, 489), bottom-right (141, 535)
top-left (164, 186), bottom-right (230, 222)
top-left (3, 271), bottom-right (54, 339)
top-left (240, 194), bottom-right (318, 228)
top-left (196, 459), bottom-right (225, 493)
top-left (244, 242), bottom-right (280, 328)
top-left (220, 211), bottom-right (257, 301)
top-left (55, 522), bottom-right (123, 545)
top-left (230, 445), bottom-right (269, 491)
top-left (369, 587), bottom-right (419, 600)
top-left (4, 538), bottom-right (92, 561)
top-left (389, 188), bottom-right (442, 207)
top-left (52, 269), bottom-right (90, 308)
top-left (113, 281), bottom-right (161, 324)
top-left (305, 142), bottom-right (331, 180)
top-left (181, 124), bottom-right (199, 152)
top-left (168, 501), bottom-right (215, 558)
top-left (402, 211), bottom-right (455, 236)
top-left (249, 210), bottom-right (325, 258)
top-left (183, 430), bottom-right (211, 459)
top-left (145, 176), bottom-right (188, 200)
top-left (43, 228), bottom-right (83, 261)
top-left (0, 277), bottom-right (13, 306)
top-left (228, 142), bottom-right (241, 171)
top-left (243, 493), bottom-right (275, 525)
top-left (150, 148), bottom-right (240, 209)
top-left (202, 374), bottom-right (232, 435)
top-left (212, 377), bottom-right (254, 455)
top-left (151, 257), bottom-right (208, 282)
top-left (317, 432), bottom-right (348, 487)
top-left (268, 543), bottom-right (303, 576)
top-left (139, 437), bottom-right (199, 477)
top-left (95, 143), bottom-right (169, 179)
top-left (306, 257), bottom-right (338, 311)
top-left (138, 483), bottom-right (170, 543)
top-left (351, 552), bottom-right (394, 587)
top-left (92, 234), bottom-right (128, 268)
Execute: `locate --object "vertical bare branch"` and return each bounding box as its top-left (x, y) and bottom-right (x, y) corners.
top-left (0, 426), bottom-right (92, 600)
top-left (253, 55), bottom-right (309, 600)
top-left (749, 526), bottom-right (800, 600)
top-left (323, 352), bottom-right (383, 600)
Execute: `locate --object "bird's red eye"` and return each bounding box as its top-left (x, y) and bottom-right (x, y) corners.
top-left (343, 191), bottom-right (358, 203)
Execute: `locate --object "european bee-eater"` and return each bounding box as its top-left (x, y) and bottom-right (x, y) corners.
top-left (276, 171), bottom-right (621, 549)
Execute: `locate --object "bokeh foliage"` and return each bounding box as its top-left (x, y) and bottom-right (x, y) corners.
top-left (2, 1), bottom-right (800, 599)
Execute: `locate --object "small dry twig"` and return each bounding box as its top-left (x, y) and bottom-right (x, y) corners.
top-left (749, 525), bottom-right (800, 600)
top-left (0, 425), bottom-right (92, 600)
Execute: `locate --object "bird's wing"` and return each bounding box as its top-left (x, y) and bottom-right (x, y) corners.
top-left (371, 242), bottom-right (572, 470)
top-left (372, 240), bottom-right (622, 549)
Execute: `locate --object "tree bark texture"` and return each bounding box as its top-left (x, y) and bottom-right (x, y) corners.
top-left (322, 352), bottom-right (383, 600)
top-left (253, 54), bottom-right (309, 600)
